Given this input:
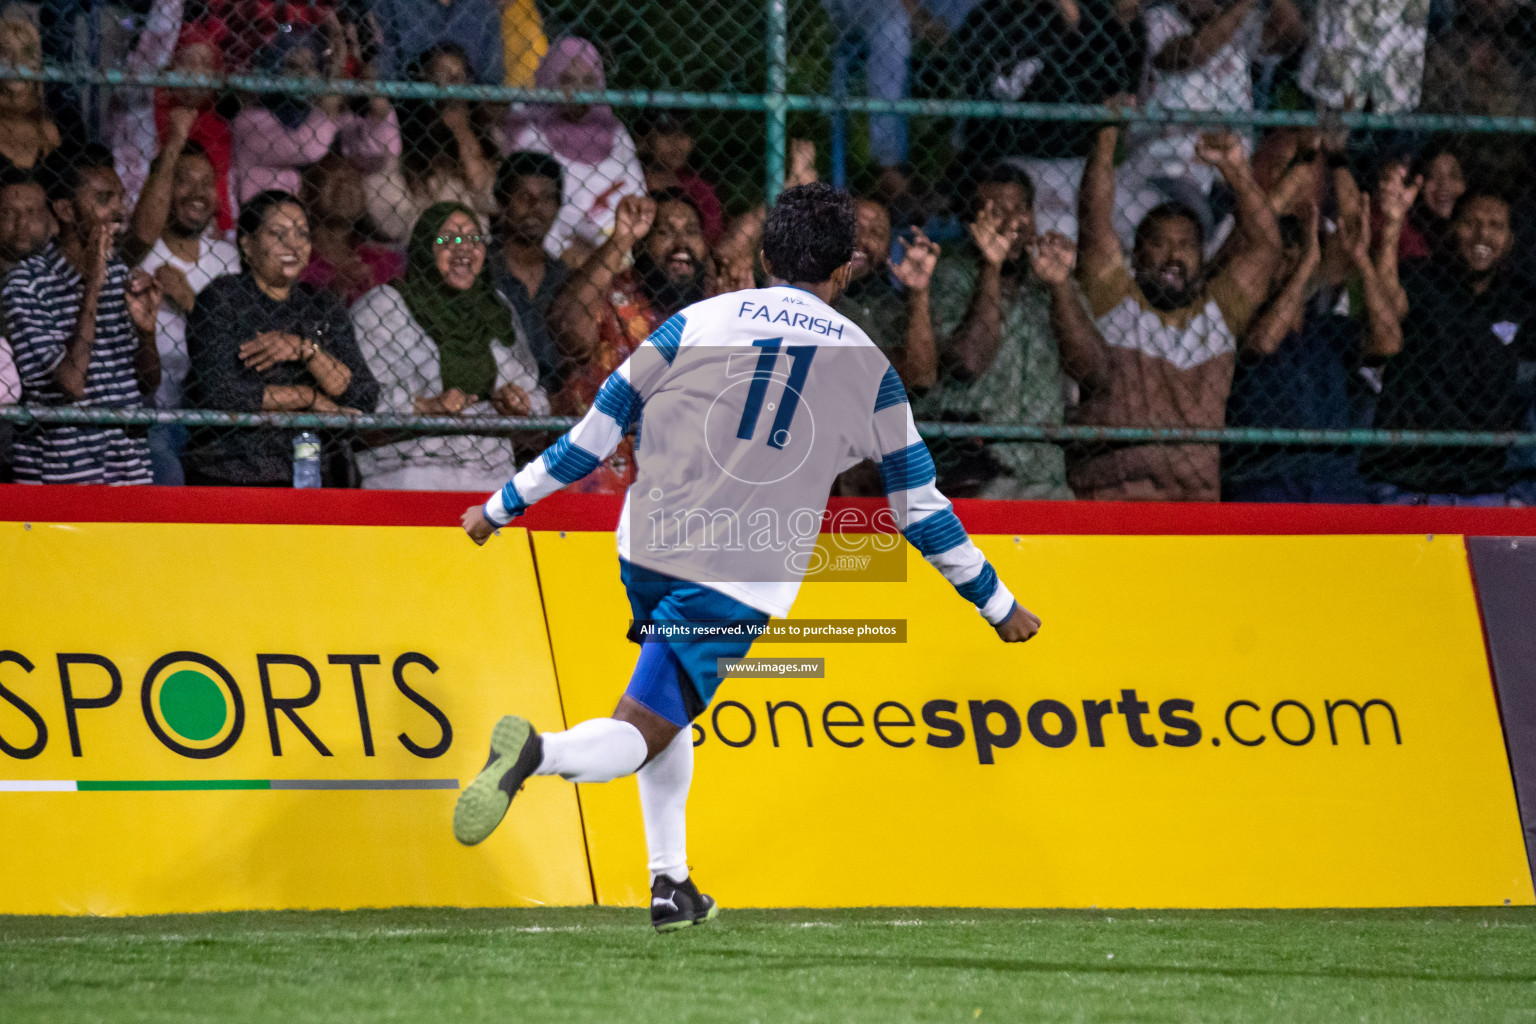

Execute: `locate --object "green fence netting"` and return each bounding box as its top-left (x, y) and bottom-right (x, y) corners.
top-left (0, 0), bottom-right (1534, 502)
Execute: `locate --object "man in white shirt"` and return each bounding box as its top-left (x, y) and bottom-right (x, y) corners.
top-left (135, 138), bottom-right (240, 485)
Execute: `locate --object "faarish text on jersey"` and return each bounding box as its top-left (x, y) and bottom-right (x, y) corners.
top-left (735, 300), bottom-right (846, 338)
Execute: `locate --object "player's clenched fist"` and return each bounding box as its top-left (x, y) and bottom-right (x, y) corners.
top-left (462, 504), bottom-right (497, 546)
top-left (994, 603), bottom-right (1042, 643)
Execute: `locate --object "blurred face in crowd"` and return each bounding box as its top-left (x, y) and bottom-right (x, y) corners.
top-left (1422, 152), bottom-right (1466, 221)
top-left (1452, 195), bottom-right (1512, 278)
top-left (0, 181), bottom-right (50, 262)
top-left (168, 153), bottom-right (217, 237)
top-left (173, 41), bottom-right (217, 109)
top-left (635, 199), bottom-right (708, 313)
top-left (305, 157), bottom-right (367, 228)
top-left (850, 199), bottom-right (891, 282)
top-left (434, 210), bottom-right (486, 291)
top-left (427, 51), bottom-right (470, 86)
top-left (55, 167), bottom-right (126, 244)
top-left (643, 127), bottom-right (693, 174)
top-left (1134, 212), bottom-right (1204, 309)
top-left (242, 201), bottom-right (311, 288)
top-left (975, 180), bottom-right (1033, 264)
top-left (500, 173), bottom-right (560, 247)
top-left (282, 43), bottom-right (320, 79)
top-left (0, 24), bottom-right (43, 117)
top-left (556, 57), bottom-right (601, 122)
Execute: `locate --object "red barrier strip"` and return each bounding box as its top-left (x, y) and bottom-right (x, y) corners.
top-left (5, 483), bottom-right (1536, 535)
top-left (0, 484), bottom-right (622, 530)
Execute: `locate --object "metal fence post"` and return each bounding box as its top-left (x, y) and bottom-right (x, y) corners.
top-left (765, 0), bottom-right (789, 205)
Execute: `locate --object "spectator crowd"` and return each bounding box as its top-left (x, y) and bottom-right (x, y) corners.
top-left (1, 0), bottom-right (1535, 506)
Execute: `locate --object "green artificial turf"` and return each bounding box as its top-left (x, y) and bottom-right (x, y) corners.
top-left (4, 906), bottom-right (1536, 1023)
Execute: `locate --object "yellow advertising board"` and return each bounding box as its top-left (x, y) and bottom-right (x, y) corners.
top-left (535, 530), bottom-right (1534, 909)
top-left (0, 521), bottom-right (590, 915)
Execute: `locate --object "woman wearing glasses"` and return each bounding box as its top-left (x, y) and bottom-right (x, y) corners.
top-left (184, 189), bottom-right (379, 486)
top-left (352, 202), bottom-right (549, 491)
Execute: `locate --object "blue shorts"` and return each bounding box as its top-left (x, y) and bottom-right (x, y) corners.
top-left (620, 560), bottom-right (770, 727)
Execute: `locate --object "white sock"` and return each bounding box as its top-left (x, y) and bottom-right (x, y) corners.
top-left (535, 718), bottom-right (647, 783)
top-left (638, 727), bottom-right (693, 883)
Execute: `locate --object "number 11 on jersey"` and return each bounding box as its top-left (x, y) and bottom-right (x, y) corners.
top-left (736, 338), bottom-right (817, 450)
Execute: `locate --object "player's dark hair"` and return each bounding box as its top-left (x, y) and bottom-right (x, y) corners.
top-left (38, 142), bottom-right (115, 206)
top-left (1133, 201), bottom-right (1207, 255)
top-left (963, 162), bottom-right (1035, 220)
top-left (762, 183), bottom-right (855, 284)
top-left (495, 150), bottom-right (565, 206)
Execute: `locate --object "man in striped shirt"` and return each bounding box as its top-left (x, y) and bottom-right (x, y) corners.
top-left (5, 144), bottom-right (163, 484)
top-left (452, 184), bottom-right (1041, 932)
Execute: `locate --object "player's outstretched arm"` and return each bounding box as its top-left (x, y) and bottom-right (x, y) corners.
top-left (460, 319), bottom-right (681, 545)
top-left (868, 368), bottom-right (1042, 642)
top-left (463, 376), bottom-right (636, 543)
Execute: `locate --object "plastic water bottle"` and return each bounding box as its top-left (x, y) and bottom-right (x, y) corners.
top-left (292, 431), bottom-right (321, 489)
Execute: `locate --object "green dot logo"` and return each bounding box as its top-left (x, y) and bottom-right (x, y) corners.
top-left (141, 652), bottom-right (245, 759)
top-left (158, 670), bottom-right (227, 741)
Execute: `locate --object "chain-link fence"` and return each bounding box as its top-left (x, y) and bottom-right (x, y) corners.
top-left (0, 0), bottom-right (1534, 502)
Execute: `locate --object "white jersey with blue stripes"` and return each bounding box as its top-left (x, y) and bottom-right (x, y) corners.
top-left (484, 284), bottom-right (1016, 623)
